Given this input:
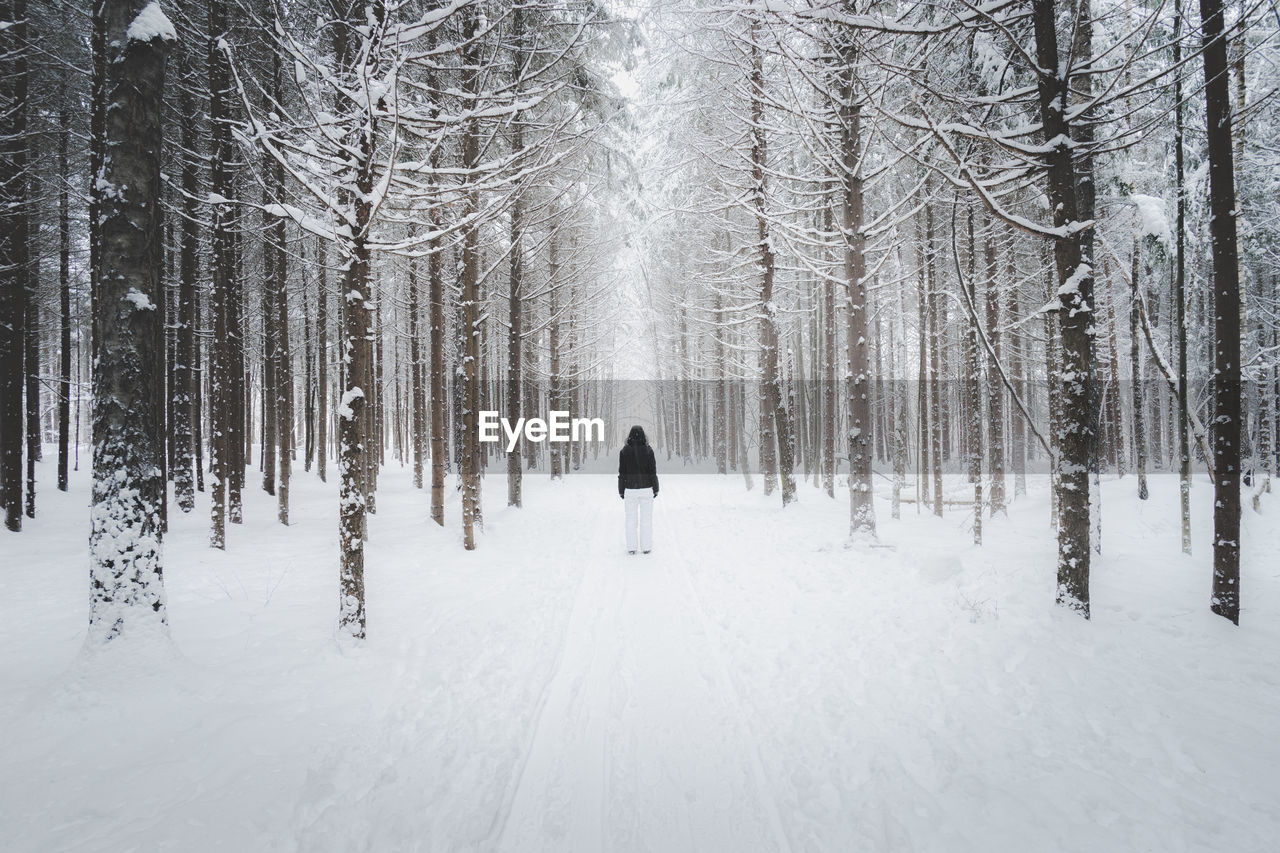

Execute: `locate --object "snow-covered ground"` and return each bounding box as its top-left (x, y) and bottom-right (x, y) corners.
top-left (2, 453), bottom-right (1278, 853)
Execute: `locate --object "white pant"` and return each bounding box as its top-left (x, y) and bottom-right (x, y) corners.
top-left (624, 488), bottom-right (654, 552)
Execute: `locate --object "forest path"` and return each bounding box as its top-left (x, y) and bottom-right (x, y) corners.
top-left (4, 464), bottom-right (1279, 853)
top-left (495, 485), bottom-right (791, 853)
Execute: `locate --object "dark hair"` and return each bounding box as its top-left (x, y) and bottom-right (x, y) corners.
top-left (627, 425), bottom-right (647, 445)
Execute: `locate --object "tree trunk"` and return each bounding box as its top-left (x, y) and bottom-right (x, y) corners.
top-left (338, 234), bottom-right (372, 637)
top-left (304, 246), bottom-right (315, 474)
top-left (963, 206), bottom-right (983, 544)
top-left (839, 57), bottom-right (873, 534)
top-left (428, 229), bottom-right (445, 524)
top-left (549, 238), bottom-right (563, 481)
top-left (227, 223), bottom-right (245, 525)
top-left (23, 246), bottom-right (37, 520)
top-left (1199, 0), bottom-right (1242, 624)
top-left (0, 0), bottom-right (29, 531)
top-left (458, 3), bottom-right (482, 548)
top-left (366, 281), bottom-right (381, 512)
top-left (261, 184), bottom-right (278, 497)
top-left (207, 0), bottom-right (232, 548)
top-left (269, 50), bottom-right (290, 526)
top-left (1008, 253), bottom-right (1027, 497)
top-left (1172, 0), bottom-right (1191, 553)
top-left (274, 172), bottom-right (291, 524)
top-left (749, 18), bottom-right (794, 506)
top-left (917, 238), bottom-right (929, 512)
top-left (317, 237), bottom-right (328, 483)
top-left (89, 0), bottom-right (172, 640)
top-left (409, 255), bottom-right (424, 489)
top-left (926, 201), bottom-right (944, 517)
top-left (506, 11), bottom-right (526, 506)
top-left (891, 267), bottom-right (907, 519)
top-left (171, 66), bottom-right (197, 512)
top-left (1033, 0), bottom-right (1094, 616)
top-left (715, 292), bottom-right (728, 475)
top-left (1130, 236), bottom-right (1149, 499)
top-left (57, 56), bottom-right (73, 494)
top-left (983, 223), bottom-right (1006, 515)
top-left (823, 203), bottom-right (837, 498)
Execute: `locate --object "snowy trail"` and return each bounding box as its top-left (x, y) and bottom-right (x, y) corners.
top-left (3, 460), bottom-right (1280, 853)
top-left (497, 491), bottom-right (790, 853)
top-left (656, 496), bottom-right (794, 853)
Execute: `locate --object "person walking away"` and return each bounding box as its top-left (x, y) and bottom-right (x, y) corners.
top-left (618, 425), bottom-right (659, 554)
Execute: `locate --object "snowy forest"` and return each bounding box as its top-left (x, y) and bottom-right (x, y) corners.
top-left (2, 0), bottom-right (1279, 850)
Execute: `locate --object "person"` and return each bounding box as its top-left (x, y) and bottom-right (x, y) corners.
top-left (618, 425), bottom-right (658, 554)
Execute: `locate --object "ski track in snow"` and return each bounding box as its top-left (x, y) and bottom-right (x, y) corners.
top-left (2, 455), bottom-right (1280, 853)
top-left (496, 492), bottom-right (793, 853)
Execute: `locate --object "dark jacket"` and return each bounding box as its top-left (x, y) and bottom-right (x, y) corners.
top-left (618, 430), bottom-right (659, 497)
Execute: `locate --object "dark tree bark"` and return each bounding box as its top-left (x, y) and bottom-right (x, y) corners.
top-left (892, 273), bottom-right (908, 518)
top-left (58, 57), bottom-right (73, 494)
top-left (925, 200), bottom-right (943, 517)
top-left (89, 0), bottom-right (172, 640)
top-left (330, 0), bottom-right (383, 638)
top-left (268, 49), bottom-right (290, 526)
top-left (983, 224), bottom-right (1006, 515)
top-left (409, 255), bottom-right (424, 489)
top-left (1008, 252), bottom-right (1027, 497)
top-left (506, 199), bottom-right (525, 506)
top-left (715, 291), bottom-right (729, 475)
top-left (316, 237), bottom-right (328, 483)
top-left (749, 16), bottom-right (795, 506)
top-left (1199, 0), bottom-right (1242, 624)
top-left (337, 163), bottom-right (374, 636)
top-left (1033, 0), bottom-right (1094, 617)
top-left (458, 2), bottom-right (482, 548)
top-left (548, 237), bottom-right (563, 481)
top-left (171, 59), bottom-right (197, 512)
top-left (1130, 236), bottom-right (1149, 500)
top-left (822, 201), bottom-right (836, 497)
top-left (1173, 0), bottom-right (1191, 553)
top-left (227, 218), bottom-right (245, 525)
top-left (274, 217), bottom-right (291, 525)
top-left (0, 0), bottom-right (29, 531)
top-left (207, 0), bottom-right (232, 548)
top-left (369, 279), bottom-right (382, 503)
top-left (24, 252), bottom-right (38, 519)
top-left (261, 183), bottom-right (278, 497)
top-left (505, 3), bottom-right (527, 508)
top-left (916, 237), bottom-right (930, 510)
top-left (963, 206), bottom-right (983, 544)
top-left (304, 245), bottom-right (315, 474)
top-left (837, 39), bottom-right (873, 535)
top-left (428, 223), bottom-right (444, 525)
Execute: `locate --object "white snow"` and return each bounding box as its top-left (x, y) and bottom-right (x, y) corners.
top-left (1, 454), bottom-right (1277, 852)
top-left (1132, 193), bottom-right (1172, 248)
top-left (123, 288), bottom-right (155, 311)
top-left (337, 387), bottom-right (364, 421)
top-left (126, 2), bottom-right (176, 43)
top-left (1057, 263), bottom-right (1093, 317)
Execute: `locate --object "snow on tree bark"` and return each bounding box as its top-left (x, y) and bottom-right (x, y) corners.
top-left (835, 34), bottom-right (874, 538)
top-left (88, 0), bottom-right (173, 641)
top-left (1033, 0), bottom-right (1095, 617)
top-left (458, 2), bottom-right (483, 549)
top-left (747, 14), bottom-right (795, 507)
top-left (206, 0), bottom-right (232, 550)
